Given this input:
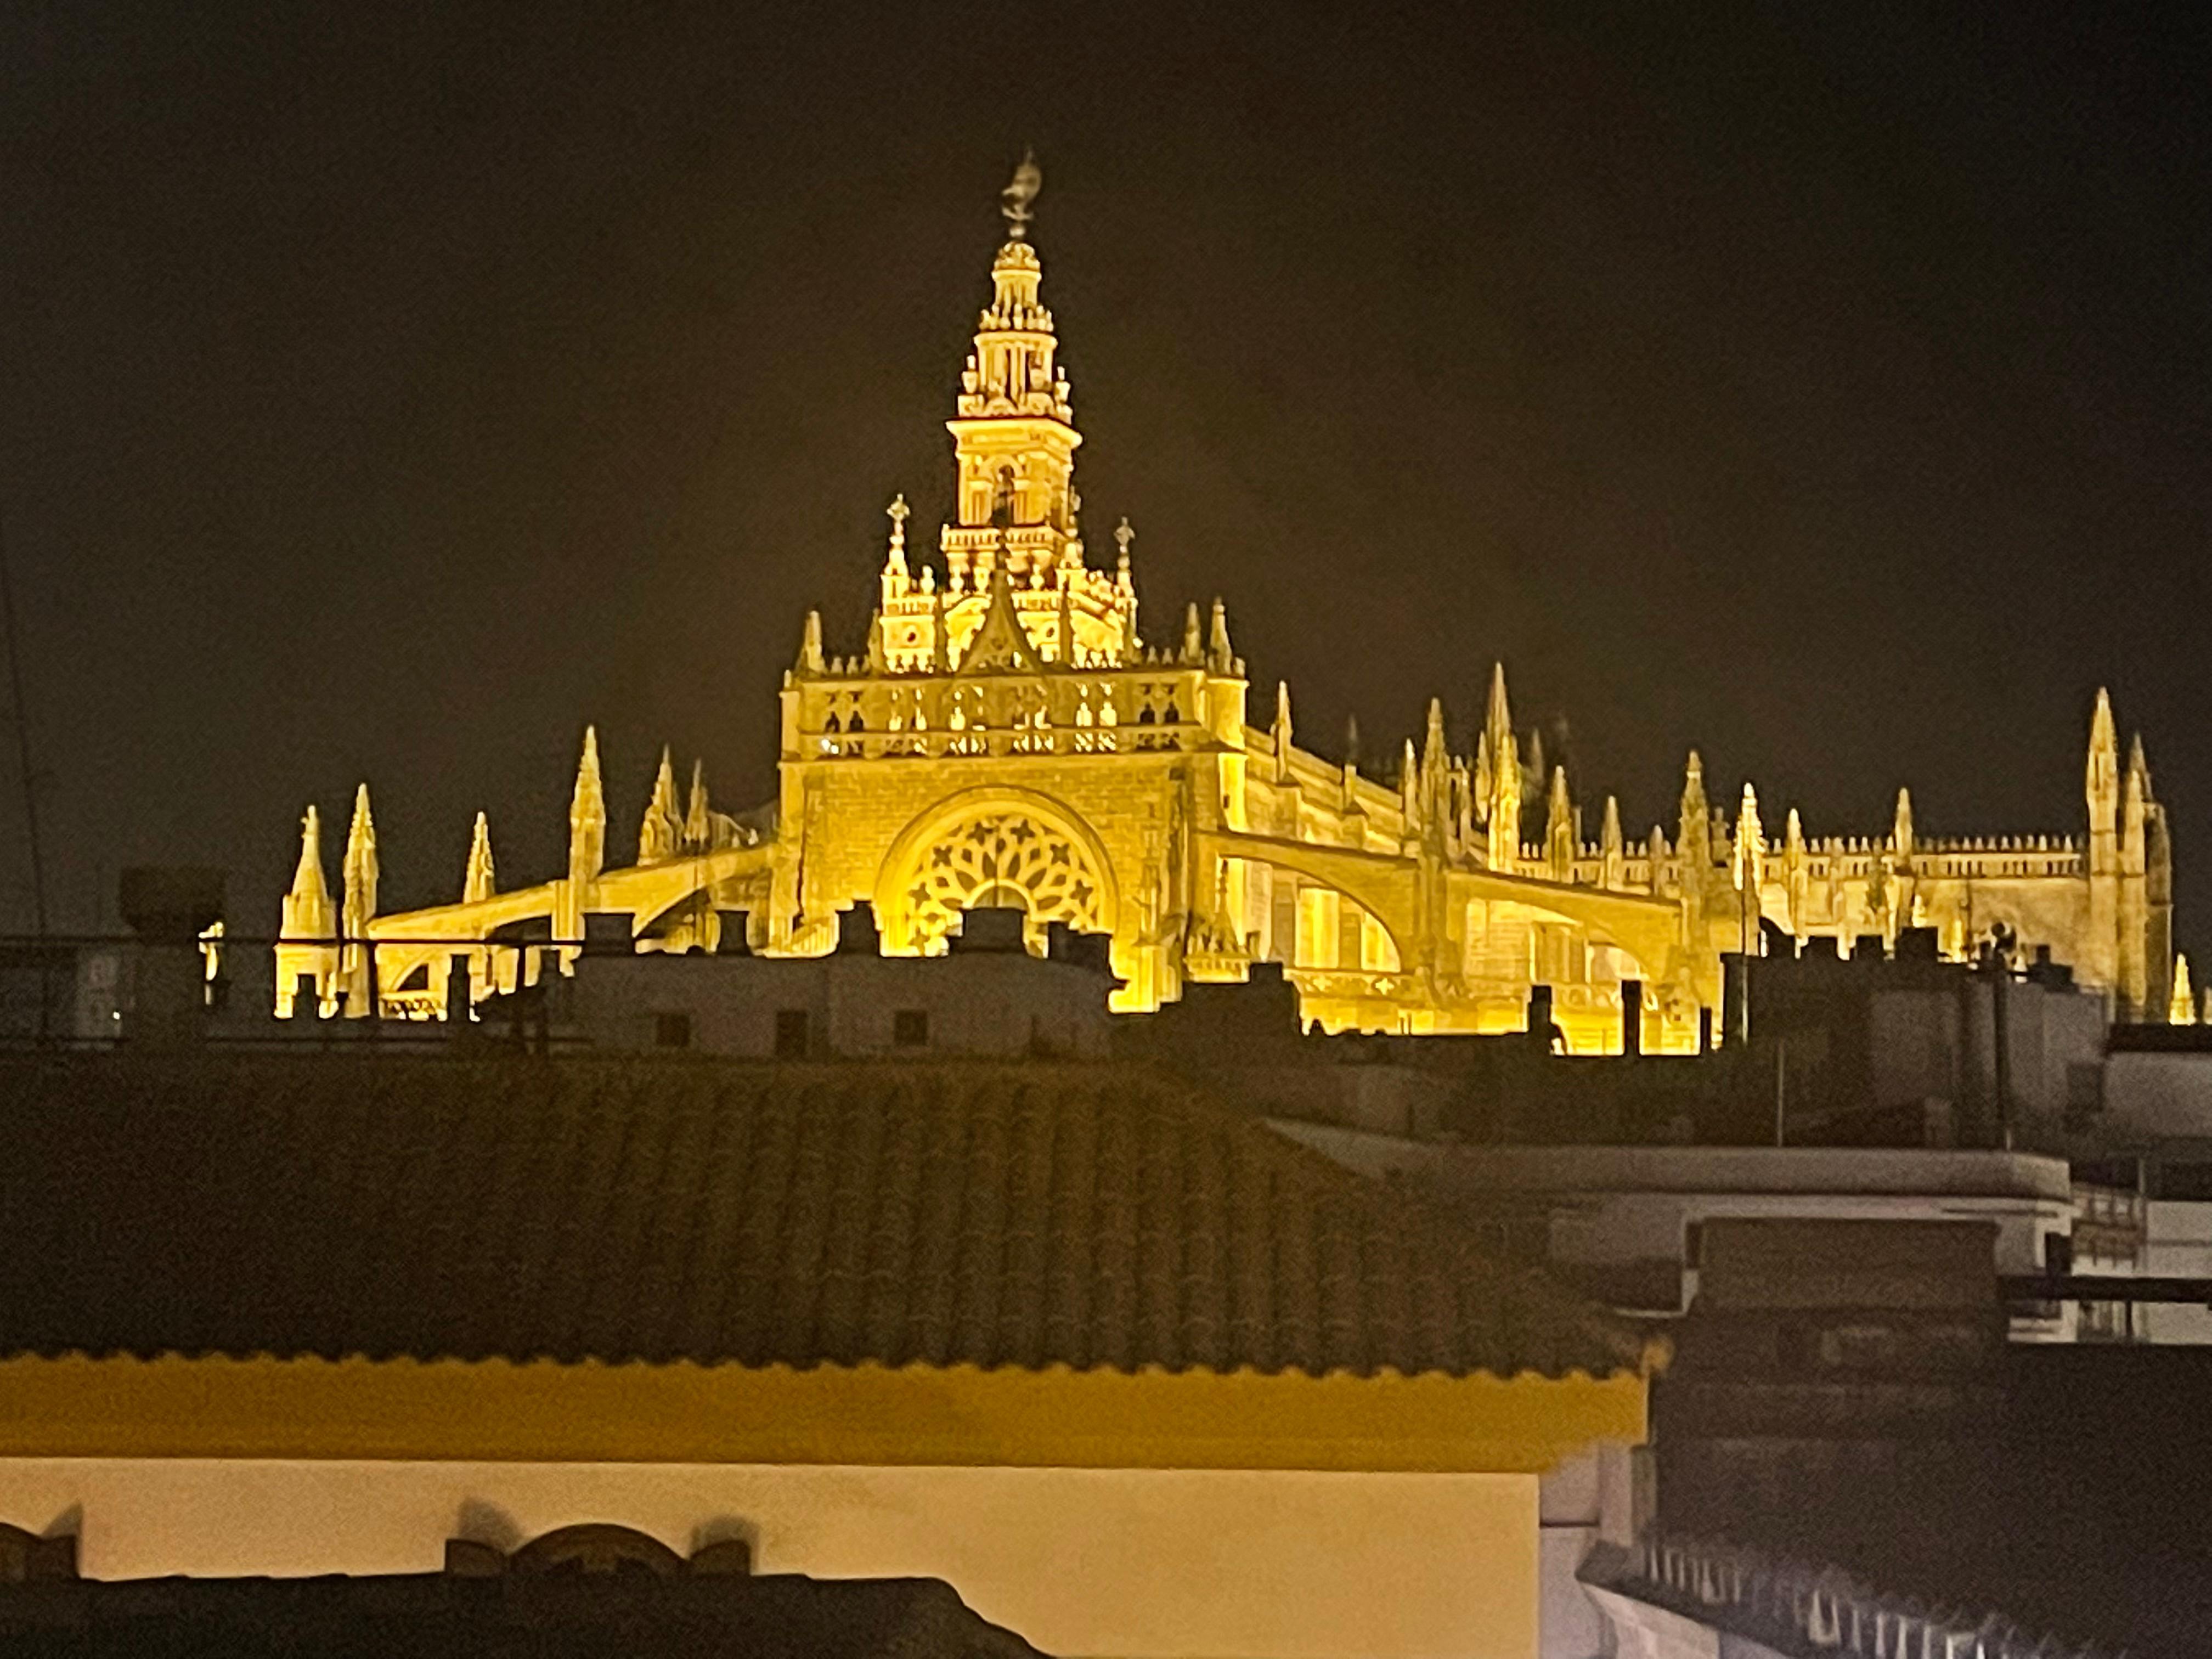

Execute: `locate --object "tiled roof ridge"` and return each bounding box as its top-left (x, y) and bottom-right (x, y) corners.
top-left (0, 1346), bottom-right (1651, 1383)
top-left (0, 1053), bottom-right (1658, 1381)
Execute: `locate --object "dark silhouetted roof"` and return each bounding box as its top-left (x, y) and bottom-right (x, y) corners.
top-left (0, 1055), bottom-right (1646, 1378)
top-left (0, 1570), bottom-right (1041, 1659)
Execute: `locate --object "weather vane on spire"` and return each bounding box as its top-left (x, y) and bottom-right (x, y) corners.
top-left (1001, 148), bottom-right (1042, 241)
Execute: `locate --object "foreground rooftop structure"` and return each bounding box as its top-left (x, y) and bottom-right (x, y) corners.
top-left (0, 1051), bottom-right (1654, 1659)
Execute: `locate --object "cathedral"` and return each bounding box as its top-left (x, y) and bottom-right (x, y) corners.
top-left (273, 163), bottom-right (2181, 1052)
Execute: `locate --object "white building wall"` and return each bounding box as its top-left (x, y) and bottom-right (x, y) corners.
top-left (1539, 1453), bottom-right (1606, 1659)
top-left (1272, 1131), bottom-right (2079, 1336)
top-left (2141, 1199), bottom-right (2212, 1344)
top-left (573, 952), bottom-right (1113, 1058)
top-left (0, 1458), bottom-right (1542, 1659)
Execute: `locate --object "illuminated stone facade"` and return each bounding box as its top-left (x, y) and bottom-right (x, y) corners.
top-left (273, 169), bottom-right (2179, 1049)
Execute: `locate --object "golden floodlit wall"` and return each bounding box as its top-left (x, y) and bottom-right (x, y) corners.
top-left (0, 1459), bottom-right (1544, 1659)
top-left (0, 1354), bottom-right (1649, 1658)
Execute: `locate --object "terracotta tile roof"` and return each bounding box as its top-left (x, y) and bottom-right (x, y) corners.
top-left (0, 1055), bottom-right (1647, 1379)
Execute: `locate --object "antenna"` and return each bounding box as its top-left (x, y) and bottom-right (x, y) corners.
top-left (0, 505), bottom-right (48, 939)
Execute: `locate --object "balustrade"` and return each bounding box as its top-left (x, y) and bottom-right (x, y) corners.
top-left (810, 722), bottom-right (1203, 761)
top-left (1615, 1533), bottom-right (2098, 1659)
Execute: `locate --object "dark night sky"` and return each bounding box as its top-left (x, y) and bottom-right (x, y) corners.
top-left (2, 1), bottom-right (2207, 953)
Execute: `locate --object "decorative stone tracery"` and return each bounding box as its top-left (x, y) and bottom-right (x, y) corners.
top-left (894, 809), bottom-right (1107, 952)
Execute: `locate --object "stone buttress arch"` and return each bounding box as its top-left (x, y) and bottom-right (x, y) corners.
top-left (1193, 830), bottom-right (1418, 975)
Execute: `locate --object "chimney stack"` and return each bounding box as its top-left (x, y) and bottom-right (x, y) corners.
top-left (119, 867), bottom-right (225, 1049)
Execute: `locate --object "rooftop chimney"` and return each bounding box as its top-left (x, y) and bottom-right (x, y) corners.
top-left (119, 867), bottom-right (225, 1050)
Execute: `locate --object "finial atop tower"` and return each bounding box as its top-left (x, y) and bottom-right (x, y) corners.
top-left (1001, 148), bottom-right (1042, 241)
top-left (885, 493), bottom-right (910, 577)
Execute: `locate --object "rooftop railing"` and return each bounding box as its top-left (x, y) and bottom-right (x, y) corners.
top-left (1595, 1533), bottom-right (2114, 1659)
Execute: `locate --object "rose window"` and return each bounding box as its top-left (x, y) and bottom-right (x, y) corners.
top-left (903, 812), bottom-right (1103, 950)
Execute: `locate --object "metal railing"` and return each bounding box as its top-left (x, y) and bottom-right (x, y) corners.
top-left (1602, 1533), bottom-right (2114, 1659)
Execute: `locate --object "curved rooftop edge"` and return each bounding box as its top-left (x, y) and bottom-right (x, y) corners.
top-left (0, 1351), bottom-right (1648, 1475)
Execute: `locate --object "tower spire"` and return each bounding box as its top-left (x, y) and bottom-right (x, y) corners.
top-left (341, 783), bottom-right (378, 939)
top-left (569, 726), bottom-right (606, 885)
top-left (1678, 753), bottom-right (1711, 868)
top-left (283, 805), bottom-right (334, 939)
top-left (2086, 689), bottom-right (2124, 997)
top-left (1271, 683), bottom-right (1294, 784)
top-left (1545, 765), bottom-right (1575, 882)
top-left (641, 747), bottom-right (681, 863)
top-left (338, 785), bottom-right (379, 1017)
top-left (2088, 687), bottom-right (2119, 814)
top-left (2120, 732), bottom-right (2154, 1019)
top-left (1483, 664), bottom-right (1521, 869)
top-left (948, 155), bottom-right (1078, 559)
top-left (1208, 597), bottom-right (1234, 673)
top-left (1677, 753), bottom-right (1712, 957)
top-left (1484, 662), bottom-right (1511, 758)
top-left (1420, 696), bottom-right (1449, 818)
top-left (455, 809), bottom-right (492, 904)
top-left (683, 759), bottom-right (711, 850)
top-left (1736, 782), bottom-right (1767, 894)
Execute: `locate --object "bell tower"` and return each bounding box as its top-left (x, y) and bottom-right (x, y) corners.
top-left (874, 156), bottom-right (1134, 673)
top-left (944, 151), bottom-right (1082, 588)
